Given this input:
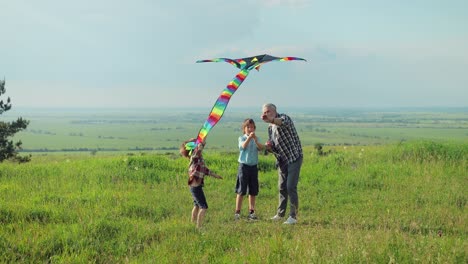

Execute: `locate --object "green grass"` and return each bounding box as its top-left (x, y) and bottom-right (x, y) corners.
top-left (0, 141), bottom-right (466, 263)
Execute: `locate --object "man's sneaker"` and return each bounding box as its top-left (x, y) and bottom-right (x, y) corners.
top-left (283, 216), bottom-right (297, 225)
top-left (248, 213), bottom-right (258, 220)
top-left (270, 214), bottom-right (283, 221)
top-left (234, 213), bottom-right (240, 220)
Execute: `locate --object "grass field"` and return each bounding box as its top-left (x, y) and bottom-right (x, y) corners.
top-left (0, 140), bottom-right (466, 263)
top-left (1, 108), bottom-right (467, 262)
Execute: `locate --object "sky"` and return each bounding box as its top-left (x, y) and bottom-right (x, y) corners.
top-left (1, 0), bottom-right (467, 109)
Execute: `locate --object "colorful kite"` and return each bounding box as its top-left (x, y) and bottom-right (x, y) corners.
top-left (186, 54), bottom-right (306, 151)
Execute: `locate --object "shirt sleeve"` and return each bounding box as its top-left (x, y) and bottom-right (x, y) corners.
top-left (238, 135), bottom-right (246, 150)
top-left (280, 114), bottom-right (291, 126)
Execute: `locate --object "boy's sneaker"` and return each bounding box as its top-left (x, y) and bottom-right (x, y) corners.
top-left (270, 214), bottom-right (283, 221)
top-left (248, 213), bottom-right (258, 220)
top-left (234, 213), bottom-right (240, 220)
top-left (283, 216), bottom-right (297, 225)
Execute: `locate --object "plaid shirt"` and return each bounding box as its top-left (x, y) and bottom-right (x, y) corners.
top-left (268, 113), bottom-right (303, 164)
top-left (188, 144), bottom-right (211, 186)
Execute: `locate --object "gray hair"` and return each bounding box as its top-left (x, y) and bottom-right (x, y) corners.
top-left (262, 103), bottom-right (277, 111)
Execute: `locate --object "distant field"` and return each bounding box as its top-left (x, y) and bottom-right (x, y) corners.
top-left (6, 107), bottom-right (468, 155)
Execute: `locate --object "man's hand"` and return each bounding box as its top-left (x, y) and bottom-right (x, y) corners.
top-left (265, 140), bottom-right (273, 151)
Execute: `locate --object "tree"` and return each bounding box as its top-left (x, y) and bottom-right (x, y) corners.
top-left (0, 79), bottom-right (30, 162)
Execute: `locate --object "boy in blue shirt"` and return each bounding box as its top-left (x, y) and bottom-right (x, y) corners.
top-left (235, 118), bottom-right (264, 220)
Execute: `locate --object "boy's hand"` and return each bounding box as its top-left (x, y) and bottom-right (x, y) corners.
top-left (248, 132), bottom-right (255, 138)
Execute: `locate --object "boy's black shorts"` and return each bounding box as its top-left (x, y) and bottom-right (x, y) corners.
top-left (235, 163), bottom-right (259, 196)
top-left (190, 185), bottom-right (208, 209)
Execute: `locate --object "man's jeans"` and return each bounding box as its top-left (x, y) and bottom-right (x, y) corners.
top-left (277, 156), bottom-right (303, 218)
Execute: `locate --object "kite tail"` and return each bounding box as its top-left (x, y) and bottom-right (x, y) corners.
top-left (195, 69), bottom-right (250, 145)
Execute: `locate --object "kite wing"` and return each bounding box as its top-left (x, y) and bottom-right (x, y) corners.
top-left (196, 58), bottom-right (242, 69)
top-left (187, 54), bottom-right (306, 150)
top-left (245, 54), bottom-right (307, 71)
top-left (196, 54), bottom-right (306, 71)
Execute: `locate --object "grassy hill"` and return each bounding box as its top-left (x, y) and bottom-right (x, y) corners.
top-left (0, 141), bottom-right (466, 263)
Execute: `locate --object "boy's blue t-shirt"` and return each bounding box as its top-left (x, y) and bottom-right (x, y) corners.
top-left (238, 134), bottom-right (260, 166)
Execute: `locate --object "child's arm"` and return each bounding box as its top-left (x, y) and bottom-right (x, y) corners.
top-left (241, 133), bottom-right (254, 149)
top-left (254, 137), bottom-right (264, 151)
top-left (242, 132), bottom-right (264, 151)
top-left (209, 171), bottom-right (223, 179)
